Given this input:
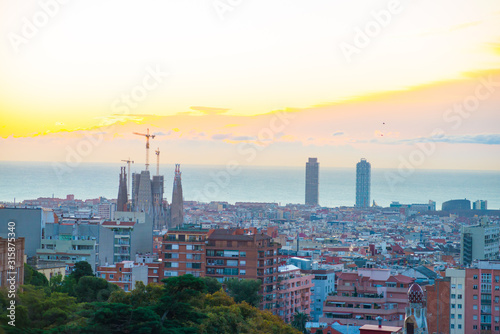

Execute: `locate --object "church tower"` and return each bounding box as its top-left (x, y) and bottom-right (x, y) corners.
top-left (404, 283), bottom-right (428, 334)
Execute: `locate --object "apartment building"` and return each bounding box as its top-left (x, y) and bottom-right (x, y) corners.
top-left (205, 229), bottom-right (281, 313)
top-left (276, 264), bottom-right (314, 323)
top-left (161, 226), bottom-right (209, 278)
top-left (97, 261), bottom-right (148, 291)
top-left (0, 237), bottom-right (25, 289)
top-left (321, 269), bottom-right (414, 327)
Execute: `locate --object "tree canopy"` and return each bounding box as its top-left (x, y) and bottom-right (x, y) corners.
top-left (0, 274), bottom-right (300, 334)
top-left (225, 278), bottom-right (262, 307)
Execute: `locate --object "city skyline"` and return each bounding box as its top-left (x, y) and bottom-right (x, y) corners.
top-left (1, 1), bottom-right (500, 170)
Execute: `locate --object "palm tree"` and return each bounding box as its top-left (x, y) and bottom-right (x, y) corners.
top-left (292, 312), bottom-right (311, 334)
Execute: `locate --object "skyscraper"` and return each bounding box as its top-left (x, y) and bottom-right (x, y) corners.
top-left (356, 158), bottom-right (370, 208)
top-left (305, 158), bottom-right (319, 206)
top-left (170, 164), bottom-right (184, 228)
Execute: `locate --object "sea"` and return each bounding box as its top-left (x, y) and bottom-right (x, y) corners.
top-left (0, 162), bottom-right (499, 210)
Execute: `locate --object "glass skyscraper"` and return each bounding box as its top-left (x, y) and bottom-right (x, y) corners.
top-left (356, 158), bottom-right (371, 208)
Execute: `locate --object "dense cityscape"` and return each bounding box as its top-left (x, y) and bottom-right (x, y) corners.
top-left (2, 1), bottom-right (500, 333)
top-left (1, 155), bottom-right (498, 333)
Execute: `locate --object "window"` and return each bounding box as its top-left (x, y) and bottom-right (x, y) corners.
top-left (458, 314), bottom-right (462, 319)
top-left (451, 304), bottom-right (455, 309)
top-left (240, 251), bottom-right (246, 257)
top-left (473, 305), bottom-right (478, 310)
top-left (482, 273), bottom-right (492, 283)
top-left (450, 324), bottom-right (455, 329)
top-left (496, 306), bottom-right (499, 311)
top-left (458, 294), bottom-right (462, 299)
top-left (240, 260), bottom-right (246, 266)
top-left (153, 269), bottom-right (157, 274)
top-left (458, 324), bottom-right (462, 329)
top-left (186, 245), bottom-right (193, 250)
top-left (451, 314), bottom-right (455, 319)
top-left (495, 276), bottom-right (499, 283)
top-left (240, 269), bottom-right (246, 275)
top-left (458, 284), bottom-right (463, 289)
top-left (473, 315), bottom-right (478, 320)
top-left (451, 284), bottom-right (456, 289)
top-left (227, 260), bottom-right (238, 266)
top-left (458, 304), bottom-right (462, 309)
top-left (473, 325), bottom-right (478, 330)
top-left (473, 285), bottom-right (478, 289)
top-left (110, 274), bottom-right (114, 279)
top-left (451, 294), bottom-right (456, 299)
top-left (474, 295), bottom-right (478, 300)
top-left (474, 275), bottom-right (478, 279)
top-left (171, 262), bottom-right (179, 268)
top-left (496, 286), bottom-right (499, 291)
top-left (186, 254), bottom-right (193, 259)
top-left (101, 274), bottom-right (106, 278)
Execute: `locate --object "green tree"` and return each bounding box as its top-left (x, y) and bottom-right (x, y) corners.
top-left (74, 276), bottom-right (119, 303)
top-left (70, 261), bottom-right (94, 283)
top-left (155, 275), bottom-right (208, 332)
top-left (74, 302), bottom-right (162, 334)
top-left (201, 276), bottom-right (222, 294)
top-left (225, 278), bottom-right (261, 307)
top-left (0, 285), bottom-right (78, 331)
top-left (108, 281), bottom-right (163, 308)
top-left (24, 264), bottom-right (49, 287)
top-left (291, 312), bottom-right (310, 334)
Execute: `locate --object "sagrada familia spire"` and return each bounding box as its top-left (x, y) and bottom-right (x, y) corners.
top-left (169, 164), bottom-right (184, 228)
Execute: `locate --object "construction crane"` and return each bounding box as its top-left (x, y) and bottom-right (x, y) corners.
top-left (121, 158), bottom-right (134, 200)
top-left (133, 128), bottom-right (156, 170)
top-left (155, 148), bottom-right (160, 176)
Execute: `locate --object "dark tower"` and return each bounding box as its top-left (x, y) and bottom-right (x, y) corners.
top-left (152, 175), bottom-right (166, 229)
top-left (305, 158), bottom-right (319, 206)
top-left (117, 167), bottom-right (128, 211)
top-left (170, 164), bottom-right (184, 228)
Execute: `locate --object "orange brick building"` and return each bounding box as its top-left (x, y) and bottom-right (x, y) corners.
top-left (205, 229), bottom-right (281, 313)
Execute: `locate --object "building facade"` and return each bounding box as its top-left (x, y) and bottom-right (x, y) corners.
top-left (205, 229), bottom-right (281, 314)
top-left (305, 158), bottom-right (319, 206)
top-left (446, 268), bottom-right (465, 334)
top-left (321, 269), bottom-right (414, 327)
top-left (276, 264), bottom-right (314, 323)
top-left (424, 277), bottom-right (450, 334)
top-left (460, 217), bottom-right (500, 266)
top-left (356, 158), bottom-right (371, 208)
top-left (97, 261), bottom-right (148, 291)
top-left (0, 237), bottom-right (25, 290)
top-left (161, 226), bottom-right (208, 278)
top-left (309, 268), bottom-right (336, 322)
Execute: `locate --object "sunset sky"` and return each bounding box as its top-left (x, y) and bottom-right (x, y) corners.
top-left (1, 0), bottom-right (500, 169)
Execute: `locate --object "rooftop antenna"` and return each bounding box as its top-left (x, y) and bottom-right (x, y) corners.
top-left (155, 148), bottom-right (160, 176)
top-left (133, 128), bottom-right (156, 170)
top-left (121, 158), bottom-right (134, 200)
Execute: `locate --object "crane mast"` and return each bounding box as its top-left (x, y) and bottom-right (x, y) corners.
top-left (133, 128), bottom-right (156, 170)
